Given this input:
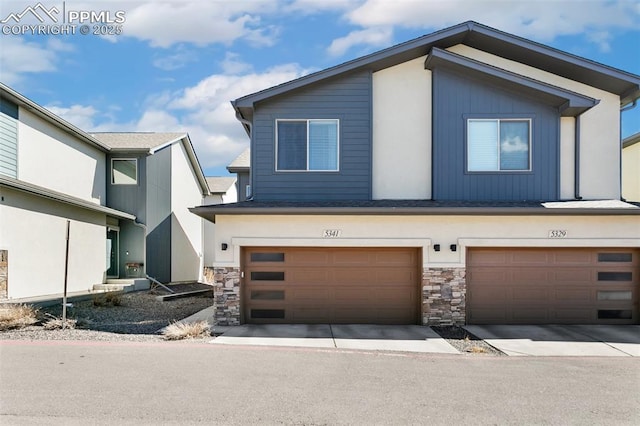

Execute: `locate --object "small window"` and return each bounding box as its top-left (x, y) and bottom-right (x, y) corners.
top-left (597, 309), bottom-right (632, 320)
top-left (467, 119), bottom-right (531, 172)
top-left (251, 309), bottom-right (285, 319)
top-left (251, 290), bottom-right (285, 300)
top-left (276, 119), bottom-right (339, 171)
top-left (597, 291), bottom-right (632, 301)
top-left (598, 253), bottom-right (632, 263)
top-left (598, 272), bottom-right (632, 282)
top-left (250, 253), bottom-right (285, 262)
top-left (112, 159), bottom-right (137, 185)
top-left (250, 271), bottom-right (285, 281)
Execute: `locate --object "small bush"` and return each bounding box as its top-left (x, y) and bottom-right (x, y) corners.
top-left (43, 314), bottom-right (77, 330)
top-left (0, 304), bottom-right (39, 330)
top-left (93, 291), bottom-right (123, 307)
top-left (162, 320), bottom-right (210, 340)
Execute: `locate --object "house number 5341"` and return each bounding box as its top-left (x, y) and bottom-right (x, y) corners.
top-left (548, 230), bottom-right (567, 238)
top-left (323, 229), bottom-right (342, 238)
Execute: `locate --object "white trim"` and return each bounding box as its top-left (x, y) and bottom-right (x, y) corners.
top-left (111, 158), bottom-right (138, 185)
top-left (275, 119), bottom-right (340, 172)
top-left (459, 238), bottom-right (640, 247)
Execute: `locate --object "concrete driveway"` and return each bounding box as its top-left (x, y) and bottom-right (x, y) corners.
top-left (464, 325), bottom-right (640, 356)
top-left (210, 324), bottom-right (460, 354)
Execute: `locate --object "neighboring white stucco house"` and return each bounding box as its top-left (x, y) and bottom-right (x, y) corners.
top-left (0, 83), bottom-right (136, 300)
top-left (0, 83), bottom-right (211, 301)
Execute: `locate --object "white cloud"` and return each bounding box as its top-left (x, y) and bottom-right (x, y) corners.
top-left (337, 0), bottom-right (640, 53)
top-left (152, 47), bottom-right (198, 71)
top-left (327, 26), bottom-right (392, 56)
top-left (220, 52), bottom-right (253, 75)
top-left (45, 104), bottom-right (99, 130)
top-left (120, 1), bottom-right (280, 48)
top-left (0, 38), bottom-right (74, 85)
top-left (285, 0), bottom-right (362, 14)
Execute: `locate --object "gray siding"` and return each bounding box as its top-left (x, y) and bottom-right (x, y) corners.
top-left (236, 171), bottom-right (250, 201)
top-left (251, 71), bottom-right (372, 201)
top-left (432, 68), bottom-right (559, 201)
top-left (0, 98), bottom-right (18, 178)
top-left (106, 154), bottom-right (148, 222)
top-left (146, 147), bottom-right (172, 283)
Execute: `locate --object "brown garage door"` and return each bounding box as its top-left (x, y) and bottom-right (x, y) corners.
top-left (467, 248), bottom-right (639, 324)
top-left (243, 247), bottom-right (420, 324)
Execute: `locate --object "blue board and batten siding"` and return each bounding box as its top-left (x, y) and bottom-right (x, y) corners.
top-left (432, 68), bottom-right (559, 201)
top-left (0, 97), bottom-right (19, 178)
top-left (251, 71), bottom-right (372, 201)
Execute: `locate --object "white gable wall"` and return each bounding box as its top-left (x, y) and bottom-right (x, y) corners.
top-left (17, 108), bottom-right (106, 204)
top-left (447, 45), bottom-right (621, 200)
top-left (622, 142), bottom-right (640, 201)
top-left (170, 141), bottom-right (203, 282)
top-left (372, 56), bottom-right (432, 199)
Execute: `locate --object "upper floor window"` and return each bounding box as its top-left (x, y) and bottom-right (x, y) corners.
top-left (276, 119), bottom-right (339, 171)
top-left (467, 119), bottom-right (531, 172)
top-left (111, 158), bottom-right (137, 185)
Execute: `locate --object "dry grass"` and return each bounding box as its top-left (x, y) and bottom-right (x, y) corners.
top-left (93, 291), bottom-right (123, 307)
top-left (162, 320), bottom-right (211, 340)
top-left (42, 314), bottom-right (78, 330)
top-left (466, 346), bottom-right (488, 354)
top-left (0, 304), bottom-right (39, 331)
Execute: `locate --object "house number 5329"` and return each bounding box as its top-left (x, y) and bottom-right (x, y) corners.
top-left (548, 230), bottom-right (567, 238)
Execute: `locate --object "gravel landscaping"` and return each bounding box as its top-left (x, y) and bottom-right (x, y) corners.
top-left (0, 287), bottom-right (214, 343)
top-left (1, 287), bottom-right (503, 355)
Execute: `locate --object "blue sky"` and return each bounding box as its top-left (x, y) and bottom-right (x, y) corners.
top-left (1, 0), bottom-right (639, 177)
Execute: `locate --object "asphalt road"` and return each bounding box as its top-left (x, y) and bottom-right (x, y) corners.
top-left (1, 340), bottom-right (639, 425)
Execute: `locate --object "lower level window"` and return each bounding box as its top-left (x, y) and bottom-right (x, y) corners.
top-left (277, 119), bottom-right (339, 171)
top-left (467, 119), bottom-right (531, 172)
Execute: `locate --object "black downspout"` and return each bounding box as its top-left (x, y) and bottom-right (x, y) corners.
top-left (574, 115), bottom-right (582, 200)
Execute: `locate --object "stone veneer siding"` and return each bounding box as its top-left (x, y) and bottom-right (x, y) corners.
top-left (203, 265), bottom-right (466, 326)
top-left (422, 268), bottom-right (466, 326)
top-left (203, 267), bottom-right (241, 326)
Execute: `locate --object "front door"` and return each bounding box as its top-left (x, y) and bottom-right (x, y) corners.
top-left (106, 228), bottom-right (119, 278)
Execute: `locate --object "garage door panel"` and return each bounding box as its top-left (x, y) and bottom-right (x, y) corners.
top-left (512, 288), bottom-right (548, 301)
top-left (287, 269), bottom-right (331, 284)
top-left (468, 248), bottom-right (639, 325)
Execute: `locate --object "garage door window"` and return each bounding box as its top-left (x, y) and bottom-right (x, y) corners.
top-left (250, 271), bottom-right (285, 281)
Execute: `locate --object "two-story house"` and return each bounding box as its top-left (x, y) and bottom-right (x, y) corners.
top-left (192, 21), bottom-right (640, 326)
top-left (0, 83), bottom-right (209, 301)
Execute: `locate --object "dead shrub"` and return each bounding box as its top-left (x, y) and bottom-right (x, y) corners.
top-left (93, 291), bottom-right (123, 307)
top-left (0, 304), bottom-right (38, 331)
top-left (162, 320), bottom-right (210, 340)
top-left (466, 346), bottom-right (488, 354)
top-left (42, 314), bottom-right (77, 330)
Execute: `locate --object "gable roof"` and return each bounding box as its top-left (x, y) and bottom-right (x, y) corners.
top-left (232, 21), bottom-right (640, 129)
top-left (206, 176), bottom-right (236, 194)
top-left (0, 82), bottom-right (110, 152)
top-left (227, 148), bottom-right (250, 172)
top-left (93, 132), bottom-right (210, 196)
top-left (91, 132), bottom-right (187, 152)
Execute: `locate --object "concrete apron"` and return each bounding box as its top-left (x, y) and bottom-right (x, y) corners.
top-left (464, 325), bottom-right (640, 357)
top-left (210, 324), bottom-right (460, 354)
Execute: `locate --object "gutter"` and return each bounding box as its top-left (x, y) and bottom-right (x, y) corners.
top-left (190, 205), bottom-right (640, 223)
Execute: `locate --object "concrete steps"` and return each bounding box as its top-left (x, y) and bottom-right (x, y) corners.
top-left (93, 279), bottom-right (150, 293)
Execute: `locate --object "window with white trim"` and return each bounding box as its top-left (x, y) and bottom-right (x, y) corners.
top-left (111, 158), bottom-right (137, 184)
top-left (276, 119), bottom-right (339, 171)
top-left (467, 119), bottom-right (531, 172)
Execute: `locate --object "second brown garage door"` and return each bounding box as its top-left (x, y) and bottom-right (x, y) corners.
top-left (243, 247), bottom-right (421, 324)
top-left (467, 248), bottom-right (639, 324)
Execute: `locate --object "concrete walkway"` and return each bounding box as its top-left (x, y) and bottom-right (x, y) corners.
top-left (210, 324), bottom-right (460, 354)
top-left (464, 325), bottom-right (640, 357)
